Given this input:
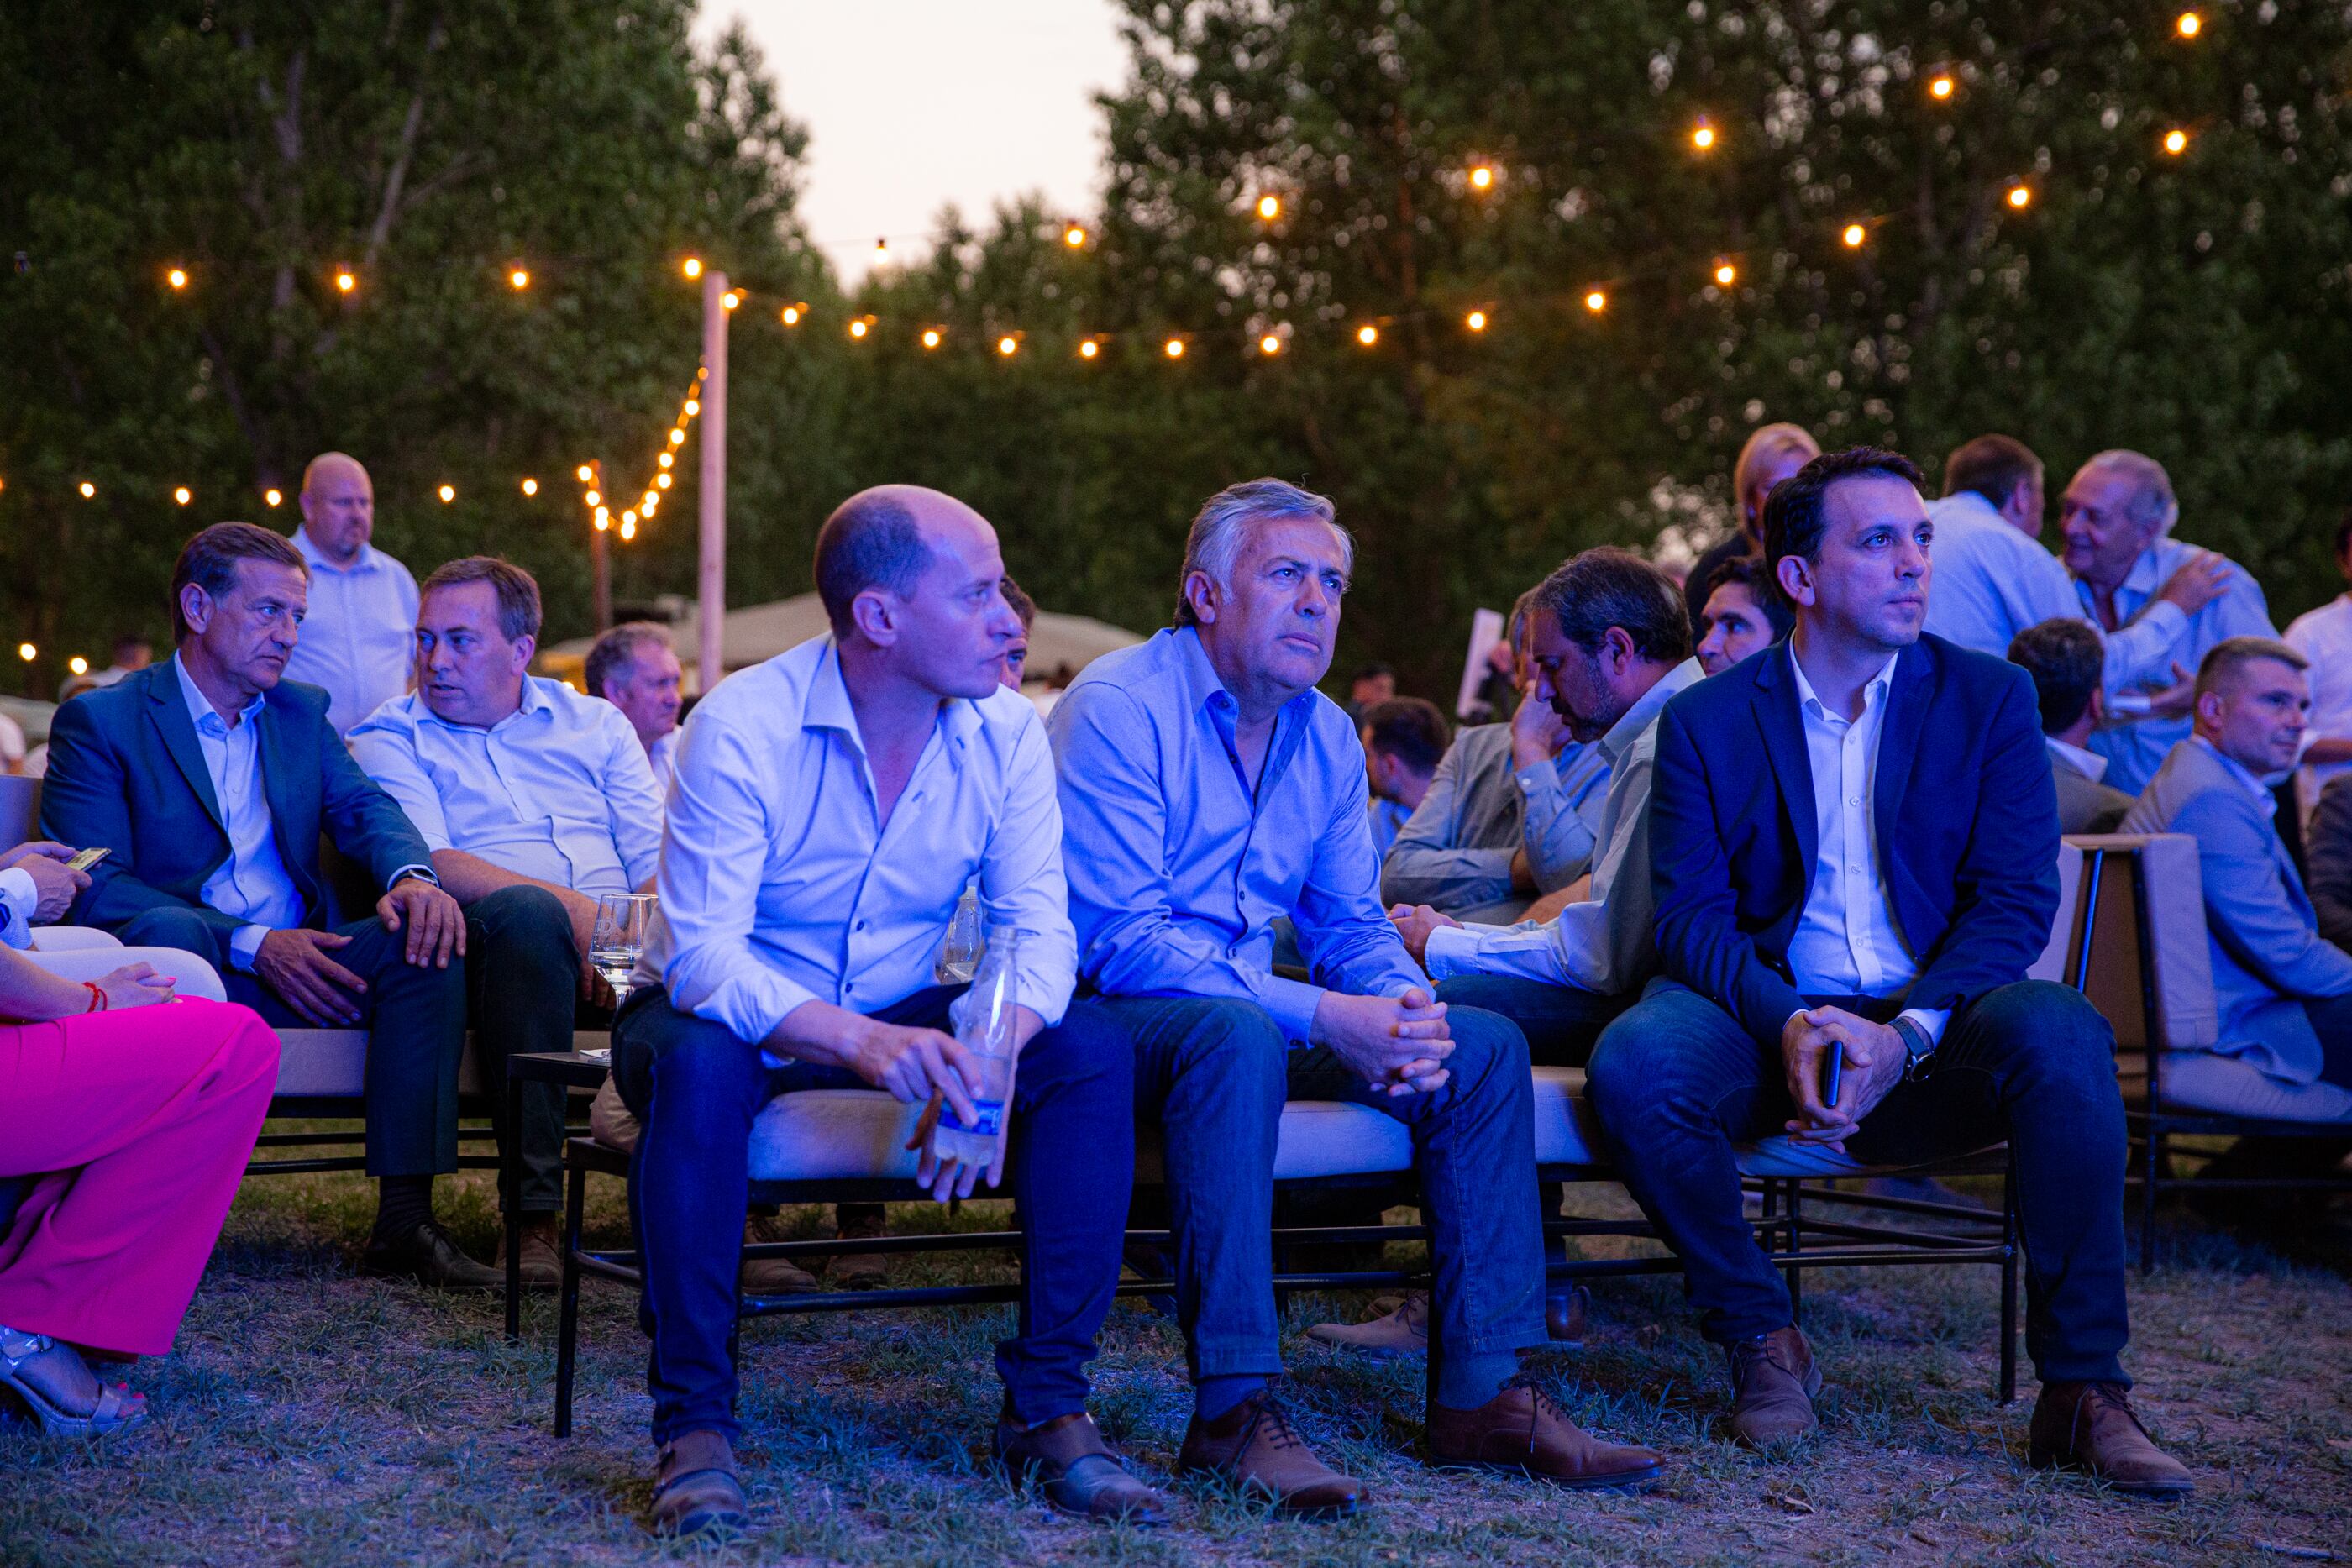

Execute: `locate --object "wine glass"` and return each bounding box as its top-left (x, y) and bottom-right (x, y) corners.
top-left (590, 892), bottom-right (657, 1009)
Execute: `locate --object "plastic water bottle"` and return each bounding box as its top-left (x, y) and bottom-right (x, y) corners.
top-left (934, 926), bottom-right (1018, 1168)
top-left (934, 885), bottom-right (984, 983)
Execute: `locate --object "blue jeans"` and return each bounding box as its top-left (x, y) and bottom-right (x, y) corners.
top-left (612, 984), bottom-right (1134, 1445)
top-left (1101, 994), bottom-right (1547, 1384)
top-left (1585, 977), bottom-right (2131, 1385)
top-left (1434, 973), bottom-right (1631, 1067)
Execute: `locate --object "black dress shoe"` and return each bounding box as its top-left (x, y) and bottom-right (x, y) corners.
top-left (360, 1219), bottom-right (506, 1291)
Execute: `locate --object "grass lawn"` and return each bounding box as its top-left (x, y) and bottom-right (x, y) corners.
top-left (3, 1147), bottom-right (2348, 1567)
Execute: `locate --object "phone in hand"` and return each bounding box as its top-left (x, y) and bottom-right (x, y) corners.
top-left (65, 847), bottom-right (110, 873)
top-left (1821, 1039), bottom-right (1844, 1110)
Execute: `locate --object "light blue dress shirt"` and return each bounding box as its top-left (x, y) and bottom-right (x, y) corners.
top-left (2082, 535), bottom-right (2276, 794)
top-left (1921, 490), bottom-right (2190, 692)
top-left (634, 637), bottom-right (1078, 1042)
top-left (281, 526), bottom-right (420, 737)
top-left (1048, 626), bottom-right (1427, 1045)
top-left (173, 655), bottom-right (307, 969)
top-left (348, 675), bottom-right (664, 895)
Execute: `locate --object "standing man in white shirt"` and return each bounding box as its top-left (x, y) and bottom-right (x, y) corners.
top-left (585, 621), bottom-right (685, 794)
top-left (350, 559), bottom-right (665, 1287)
top-left (2283, 508), bottom-right (2352, 825)
top-left (282, 453), bottom-right (421, 737)
top-left (609, 486), bottom-right (1155, 1537)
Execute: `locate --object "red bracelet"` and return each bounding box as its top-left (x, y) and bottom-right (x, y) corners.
top-left (82, 981), bottom-right (107, 1014)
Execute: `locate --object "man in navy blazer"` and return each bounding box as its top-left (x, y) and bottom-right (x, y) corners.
top-left (1585, 448), bottom-right (2192, 1496)
top-left (40, 522), bottom-right (493, 1289)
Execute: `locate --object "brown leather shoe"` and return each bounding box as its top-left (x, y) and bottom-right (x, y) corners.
top-left (994, 1411), bottom-right (1169, 1524)
top-left (1306, 1293), bottom-right (1428, 1357)
top-left (1725, 1327), bottom-right (1821, 1448)
top-left (739, 1213), bottom-right (820, 1296)
top-left (827, 1203), bottom-right (889, 1290)
top-left (1176, 1391), bottom-right (1367, 1519)
top-left (498, 1216), bottom-right (563, 1292)
top-left (1426, 1380), bottom-right (1662, 1492)
top-left (651, 1429), bottom-right (748, 1538)
top-left (2029, 1382), bottom-right (2194, 1498)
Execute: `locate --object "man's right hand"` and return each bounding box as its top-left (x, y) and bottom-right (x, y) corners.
top-left (1311, 987), bottom-right (1454, 1097)
top-left (2155, 550), bottom-right (2231, 616)
top-left (1509, 681), bottom-right (1569, 772)
top-left (2, 842), bottom-right (90, 922)
top-left (844, 1016), bottom-right (982, 1129)
top-left (254, 928), bottom-right (367, 1025)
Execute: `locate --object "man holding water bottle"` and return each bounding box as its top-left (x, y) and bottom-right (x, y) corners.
top-left (607, 487), bottom-right (1153, 1539)
top-left (350, 557), bottom-right (664, 1291)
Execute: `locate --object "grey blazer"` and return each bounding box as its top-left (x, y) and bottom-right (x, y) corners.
top-left (2123, 737), bottom-right (2352, 1083)
top-left (2052, 755), bottom-right (2134, 836)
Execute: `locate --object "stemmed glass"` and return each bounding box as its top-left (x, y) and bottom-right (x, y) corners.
top-left (590, 893), bottom-right (658, 1009)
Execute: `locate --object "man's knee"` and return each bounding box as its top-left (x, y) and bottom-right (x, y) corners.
top-left (1584, 1000), bottom-right (1689, 1125)
top-left (1028, 999), bottom-right (1134, 1101)
top-left (1969, 981), bottom-right (2120, 1088)
top-left (615, 998), bottom-right (762, 1121)
top-left (118, 906), bottom-right (219, 957)
top-left (1173, 999), bottom-right (1288, 1088)
top-left (469, 885), bottom-right (578, 964)
top-left (1439, 1005), bottom-right (1531, 1103)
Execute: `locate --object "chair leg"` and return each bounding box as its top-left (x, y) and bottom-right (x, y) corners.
top-left (2139, 1126), bottom-right (2162, 1277)
top-left (554, 1156), bottom-right (588, 1439)
top-left (503, 1076), bottom-right (524, 1342)
top-left (1783, 1182), bottom-right (1803, 1325)
top-left (1998, 1163), bottom-right (2019, 1405)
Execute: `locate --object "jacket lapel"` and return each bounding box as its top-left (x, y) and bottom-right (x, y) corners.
top-left (1751, 650), bottom-right (1817, 870)
top-left (146, 669), bottom-right (225, 830)
top-left (1873, 642), bottom-right (1932, 858)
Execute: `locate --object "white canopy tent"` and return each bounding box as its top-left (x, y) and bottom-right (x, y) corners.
top-left (538, 590), bottom-right (1147, 692)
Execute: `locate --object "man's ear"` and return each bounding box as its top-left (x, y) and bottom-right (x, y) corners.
top-left (2087, 687), bottom-right (2107, 726)
top-left (1774, 553), bottom-right (1817, 609)
top-left (2192, 689), bottom-right (2223, 732)
top-left (178, 584), bottom-right (213, 638)
top-left (1183, 570), bottom-right (1220, 627)
top-left (512, 633), bottom-right (538, 672)
top-left (850, 589), bottom-right (900, 646)
top-left (1603, 625), bottom-right (1638, 674)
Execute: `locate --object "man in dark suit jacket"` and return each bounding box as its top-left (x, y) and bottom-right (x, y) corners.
top-left (1585, 448), bottom-right (2191, 1497)
top-left (2008, 618), bottom-right (2136, 834)
top-left (41, 522), bottom-right (491, 1289)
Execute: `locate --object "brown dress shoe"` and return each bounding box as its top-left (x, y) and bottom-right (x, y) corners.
top-left (994, 1411), bottom-right (1169, 1524)
top-left (739, 1214), bottom-right (820, 1296)
top-left (2029, 1382), bottom-right (2194, 1498)
top-left (652, 1429), bottom-right (748, 1538)
top-left (1726, 1327), bottom-right (1822, 1448)
top-left (827, 1204), bottom-right (890, 1290)
top-left (1176, 1391), bottom-right (1368, 1519)
top-left (1306, 1293), bottom-right (1428, 1357)
top-left (1426, 1380), bottom-right (1663, 1492)
top-left (498, 1216), bottom-right (563, 1292)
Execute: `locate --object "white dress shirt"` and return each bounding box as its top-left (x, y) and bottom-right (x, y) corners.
top-left (349, 675), bottom-right (664, 895)
top-left (2047, 736), bottom-right (2110, 784)
top-left (281, 526), bottom-right (420, 737)
top-left (0, 867), bottom-right (35, 949)
top-left (1784, 647), bottom-right (1950, 1042)
top-left (638, 636), bottom-right (1078, 1042)
top-left (646, 726), bottom-right (680, 800)
top-left (2082, 534), bottom-right (2276, 794)
top-left (175, 655), bottom-right (307, 970)
top-left (1424, 658), bottom-right (1704, 994)
top-left (2285, 593), bottom-right (2352, 823)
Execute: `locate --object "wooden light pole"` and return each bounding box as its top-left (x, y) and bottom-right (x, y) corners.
top-left (696, 270), bottom-right (728, 694)
top-left (586, 459), bottom-right (612, 632)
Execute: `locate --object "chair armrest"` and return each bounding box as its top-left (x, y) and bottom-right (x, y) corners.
top-left (26, 926), bottom-right (125, 952)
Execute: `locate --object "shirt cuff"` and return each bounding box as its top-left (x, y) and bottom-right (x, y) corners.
top-left (1896, 1006), bottom-right (1951, 1046)
top-left (1422, 922), bottom-right (1483, 980)
top-left (0, 867), bottom-right (35, 949)
top-left (1263, 974), bottom-right (1326, 1046)
top-left (230, 923), bottom-right (270, 972)
top-left (387, 864), bottom-right (436, 888)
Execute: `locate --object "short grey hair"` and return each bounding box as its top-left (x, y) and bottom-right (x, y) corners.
top-left (585, 621), bottom-right (675, 698)
top-left (2082, 449), bottom-right (2179, 537)
top-left (2195, 635), bottom-right (2305, 700)
top-left (1174, 478), bottom-right (1352, 627)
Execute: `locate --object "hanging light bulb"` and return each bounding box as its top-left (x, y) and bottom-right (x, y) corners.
top-left (334, 269), bottom-right (357, 293)
top-left (657, 472), bottom-right (674, 490)
top-left (874, 236), bottom-right (889, 258)
top-left (174, 485), bottom-right (192, 505)
top-left (669, 427), bottom-right (686, 446)
top-left (575, 464), bottom-right (595, 483)
top-left (1164, 337), bottom-right (1185, 359)
top-left (1714, 260), bottom-right (1739, 286)
top-left (721, 291), bottom-right (740, 311)
top-left (848, 318), bottom-right (869, 339)
top-left (682, 257), bottom-right (702, 279)
top-left (437, 483), bottom-right (455, 503)
top-left (2163, 128), bottom-right (2191, 155)
top-left (659, 452), bottom-right (674, 470)
top-left (998, 334), bottom-right (1019, 356)
top-left (2007, 183), bottom-right (2034, 209)
top-left (1468, 163), bottom-right (1496, 190)
top-left (265, 487), bottom-right (284, 507)
top-left (1078, 338), bottom-right (1100, 359)
top-left (584, 489), bottom-right (601, 507)
top-left (1690, 122), bottom-right (1716, 151)
top-left (1063, 222), bottom-right (1087, 248)
top-left (1357, 323), bottom-right (1379, 346)
top-left (1256, 194), bottom-right (1281, 221)
top-left (16, 644), bottom-right (34, 663)
top-left (1464, 309), bottom-right (1488, 332)
top-left (781, 304), bottom-right (802, 326)
top-left (1584, 289), bottom-right (1608, 313)
top-left (521, 477), bottom-right (538, 496)
top-left (2176, 10), bottom-right (2201, 38)
top-left (69, 657), bottom-right (87, 675)
top-left (684, 398), bottom-right (700, 417)
top-left (166, 266), bottom-right (189, 290)
top-left (77, 480), bottom-right (95, 499)
top-left (1929, 74), bottom-right (1955, 101)
top-left (594, 506), bottom-right (610, 527)
top-left (1842, 223), bottom-right (1867, 249)
top-left (921, 328), bottom-right (942, 349)
top-left (509, 267), bottom-right (530, 290)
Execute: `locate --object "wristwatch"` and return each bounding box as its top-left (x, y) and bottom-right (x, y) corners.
top-left (1892, 1016), bottom-right (1938, 1083)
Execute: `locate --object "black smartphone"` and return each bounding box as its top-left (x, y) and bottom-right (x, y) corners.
top-left (65, 847), bottom-right (109, 873)
top-left (1821, 1040), bottom-right (1844, 1110)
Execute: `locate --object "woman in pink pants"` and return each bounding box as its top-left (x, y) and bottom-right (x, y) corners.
top-left (0, 949), bottom-right (277, 1437)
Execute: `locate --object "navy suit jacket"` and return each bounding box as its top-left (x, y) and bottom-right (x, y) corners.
top-left (1646, 633), bottom-right (2060, 1043)
top-left (38, 661), bottom-right (434, 969)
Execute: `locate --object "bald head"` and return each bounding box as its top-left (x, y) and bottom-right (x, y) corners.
top-left (299, 452), bottom-right (375, 565)
top-left (814, 485), bottom-right (990, 639)
top-left (813, 484), bottom-right (1019, 700)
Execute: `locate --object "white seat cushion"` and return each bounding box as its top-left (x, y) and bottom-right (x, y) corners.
top-left (2155, 1051), bottom-right (2352, 1123)
top-left (748, 1089), bottom-right (927, 1182)
top-left (1131, 1096), bottom-right (1415, 1183)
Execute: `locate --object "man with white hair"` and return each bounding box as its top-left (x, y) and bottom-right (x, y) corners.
top-left (1052, 478), bottom-right (1663, 1516)
top-left (2063, 449), bottom-right (2276, 794)
top-left (585, 621), bottom-right (685, 792)
top-left (282, 453), bottom-right (422, 737)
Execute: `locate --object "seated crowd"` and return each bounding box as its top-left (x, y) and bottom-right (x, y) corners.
top-left (7, 431), bottom-right (2351, 1539)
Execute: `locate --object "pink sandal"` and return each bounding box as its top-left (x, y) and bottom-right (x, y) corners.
top-left (0, 1326), bottom-right (147, 1439)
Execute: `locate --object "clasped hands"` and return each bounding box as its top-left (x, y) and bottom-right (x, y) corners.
top-left (1311, 984), bottom-right (1452, 1097)
top-left (1780, 1006), bottom-right (1906, 1150)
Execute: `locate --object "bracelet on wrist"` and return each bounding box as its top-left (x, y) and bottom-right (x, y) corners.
top-left (82, 980), bottom-right (108, 1014)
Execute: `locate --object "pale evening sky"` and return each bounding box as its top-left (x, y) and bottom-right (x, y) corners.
top-left (697, 0), bottom-right (1132, 283)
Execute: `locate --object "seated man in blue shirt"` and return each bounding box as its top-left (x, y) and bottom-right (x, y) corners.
top-left (1049, 480), bottom-right (1663, 1515)
top-left (609, 487), bottom-right (1153, 1537)
top-left (1586, 448), bottom-right (2189, 1496)
top-left (350, 557), bottom-right (666, 1290)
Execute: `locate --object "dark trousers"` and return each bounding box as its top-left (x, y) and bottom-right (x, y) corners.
top-left (1433, 973), bottom-right (1632, 1068)
top-left (464, 885), bottom-right (610, 1216)
top-left (1100, 994), bottom-right (1547, 1382)
top-left (612, 983), bottom-right (1134, 1445)
top-left (119, 905), bottom-right (468, 1178)
top-left (1585, 977), bottom-right (2132, 1386)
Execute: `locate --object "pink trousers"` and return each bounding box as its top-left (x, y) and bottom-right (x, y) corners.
top-left (0, 999), bottom-right (278, 1356)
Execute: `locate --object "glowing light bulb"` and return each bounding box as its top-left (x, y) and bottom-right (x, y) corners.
top-left (683, 398), bottom-right (699, 417)
top-left (1464, 309), bottom-right (1488, 332)
top-left (658, 452), bottom-right (674, 470)
top-left (594, 506), bottom-right (610, 527)
top-left (1164, 337), bottom-right (1185, 359)
top-left (669, 428), bottom-right (686, 447)
top-left (437, 483), bottom-right (455, 503)
top-left (1842, 223), bottom-right (1867, 249)
top-left (2163, 128), bottom-right (2190, 155)
top-left (1257, 194), bottom-right (1281, 221)
top-left (781, 305), bottom-right (801, 326)
top-left (1690, 123), bottom-right (1715, 151)
top-left (2007, 183), bottom-right (2033, 209)
top-left (69, 657), bottom-right (87, 675)
top-left (848, 319), bottom-right (869, 339)
top-left (642, 493), bottom-right (657, 511)
top-left (334, 270), bottom-right (356, 293)
top-left (1357, 324), bottom-right (1378, 346)
top-left (721, 291), bottom-right (740, 311)
top-left (584, 489), bottom-right (601, 507)
top-left (1259, 333), bottom-right (1282, 354)
top-left (1063, 223), bottom-right (1087, 248)
top-left (509, 268), bottom-right (530, 290)
top-left (521, 477), bottom-right (538, 496)
top-left (1469, 163), bottom-right (1495, 189)
top-left (166, 267), bottom-right (188, 290)
top-left (682, 257), bottom-right (702, 279)
top-left (77, 480), bottom-right (95, 499)
top-left (265, 487), bottom-right (283, 507)
top-left (1078, 338), bottom-right (1100, 359)
top-left (575, 464), bottom-right (594, 483)
top-left (174, 485), bottom-right (192, 505)
top-left (2176, 11), bottom-right (2200, 38)
top-left (1929, 75), bottom-right (1955, 100)
top-left (874, 237), bottom-right (889, 257)
top-left (922, 328), bottom-right (942, 349)
top-left (1714, 261), bottom-right (1738, 286)
top-left (16, 644), bottom-right (34, 663)
top-left (657, 472), bottom-right (673, 490)
top-left (1584, 289), bottom-right (1608, 313)
top-left (998, 335), bottom-right (1018, 356)
top-left (619, 517), bottom-right (637, 541)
